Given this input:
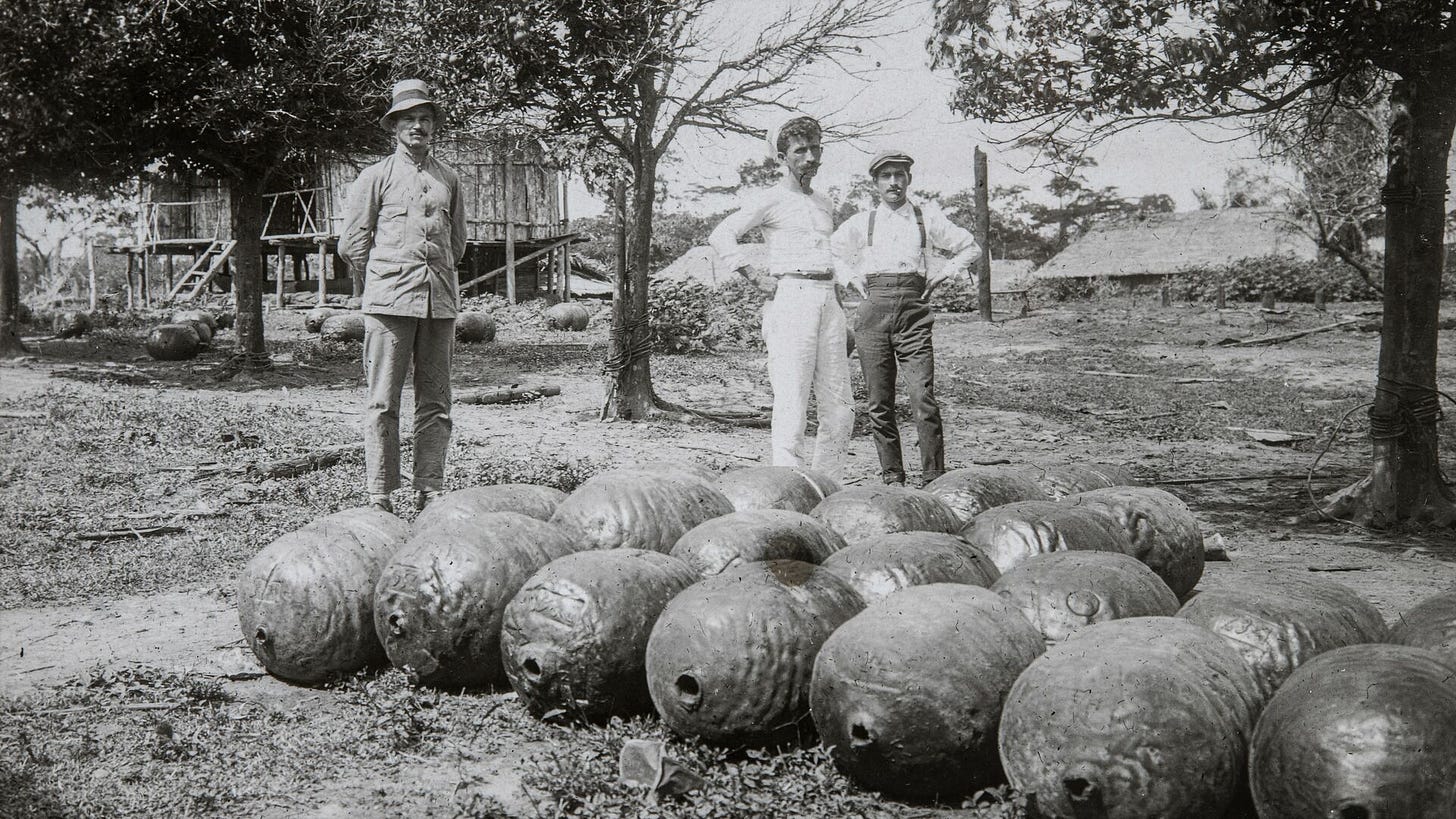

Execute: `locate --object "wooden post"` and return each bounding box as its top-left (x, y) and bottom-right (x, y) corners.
top-left (1217, 284), bottom-right (1226, 310)
top-left (317, 241), bottom-right (328, 303)
top-left (560, 173), bottom-right (571, 300)
top-left (86, 238), bottom-right (97, 310)
top-left (1160, 283), bottom-right (1171, 307)
top-left (1314, 286), bottom-right (1327, 312)
top-left (974, 147), bottom-right (992, 322)
top-left (1261, 290), bottom-right (1276, 310)
top-left (164, 253), bottom-right (175, 293)
top-left (124, 253), bottom-right (135, 310)
top-left (275, 245), bottom-right (286, 308)
top-left (504, 157), bottom-right (517, 303)
top-left (140, 252), bottom-right (150, 307)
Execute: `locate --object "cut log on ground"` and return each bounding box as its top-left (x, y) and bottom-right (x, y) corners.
top-left (459, 384), bottom-right (562, 405)
top-left (75, 525), bottom-right (186, 541)
top-left (1215, 319), bottom-right (1359, 347)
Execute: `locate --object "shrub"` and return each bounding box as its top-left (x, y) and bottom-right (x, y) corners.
top-left (930, 277), bottom-right (978, 313)
top-left (707, 276), bottom-right (768, 350)
top-left (1173, 255), bottom-right (1382, 302)
top-left (648, 276), bottom-right (767, 353)
top-left (649, 278), bottom-right (717, 353)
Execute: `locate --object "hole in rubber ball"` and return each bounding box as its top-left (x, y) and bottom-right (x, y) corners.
top-left (1064, 777), bottom-right (1098, 801)
top-left (675, 674), bottom-right (702, 709)
top-left (523, 658), bottom-right (542, 678)
top-left (1337, 804), bottom-right (1372, 819)
top-left (849, 723), bottom-right (873, 748)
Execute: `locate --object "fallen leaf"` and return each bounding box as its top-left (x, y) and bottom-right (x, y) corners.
top-left (619, 738), bottom-right (705, 796)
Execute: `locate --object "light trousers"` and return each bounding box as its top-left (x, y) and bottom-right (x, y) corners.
top-left (761, 280), bottom-right (854, 481)
top-left (362, 313), bottom-right (454, 495)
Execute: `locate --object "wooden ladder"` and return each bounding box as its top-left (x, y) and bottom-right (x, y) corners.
top-left (167, 239), bottom-right (237, 302)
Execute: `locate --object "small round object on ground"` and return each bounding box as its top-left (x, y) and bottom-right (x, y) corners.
top-left (304, 307), bottom-right (337, 334)
top-left (455, 311), bottom-right (496, 343)
top-left (319, 312), bottom-right (366, 342)
top-left (544, 302), bottom-right (591, 331)
top-left (145, 323), bottom-right (202, 361)
top-left (52, 310), bottom-right (92, 339)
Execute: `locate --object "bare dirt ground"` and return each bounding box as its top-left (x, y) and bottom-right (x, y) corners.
top-left (2, 294), bottom-right (1454, 817)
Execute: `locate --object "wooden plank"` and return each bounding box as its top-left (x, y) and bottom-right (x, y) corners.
top-left (458, 239), bottom-right (570, 291)
top-left (561, 174), bottom-right (571, 300)
top-left (505, 156), bottom-right (516, 303)
top-left (974, 147), bottom-right (992, 321)
top-left (275, 245), bottom-right (286, 308)
top-left (317, 241), bottom-right (328, 303)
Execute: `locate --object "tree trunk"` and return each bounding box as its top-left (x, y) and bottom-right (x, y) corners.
top-left (602, 155), bottom-right (661, 420)
top-left (0, 188), bottom-right (28, 357)
top-left (1320, 76), bottom-right (1456, 529)
top-left (229, 172), bottom-right (270, 368)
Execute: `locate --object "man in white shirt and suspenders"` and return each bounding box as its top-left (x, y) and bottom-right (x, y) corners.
top-left (832, 150), bottom-right (980, 486)
top-left (708, 115), bottom-right (854, 480)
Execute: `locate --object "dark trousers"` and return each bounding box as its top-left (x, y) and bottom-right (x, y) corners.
top-left (852, 274), bottom-right (944, 484)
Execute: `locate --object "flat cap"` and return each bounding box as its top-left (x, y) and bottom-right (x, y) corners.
top-left (868, 150), bottom-right (914, 175)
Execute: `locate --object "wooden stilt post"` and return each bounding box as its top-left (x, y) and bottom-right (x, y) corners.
top-left (124, 253), bottom-right (135, 310)
top-left (86, 238), bottom-right (97, 311)
top-left (560, 173), bottom-right (571, 301)
top-left (140, 252), bottom-right (150, 307)
top-left (275, 245), bottom-right (286, 309)
top-left (974, 147), bottom-right (992, 322)
top-left (504, 156), bottom-right (516, 303)
top-left (164, 253), bottom-right (175, 293)
top-left (317, 241), bottom-right (328, 303)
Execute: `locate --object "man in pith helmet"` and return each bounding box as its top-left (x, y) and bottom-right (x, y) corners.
top-left (339, 79), bottom-right (468, 512)
top-left (708, 114), bottom-right (854, 480)
top-left (831, 149), bottom-right (980, 486)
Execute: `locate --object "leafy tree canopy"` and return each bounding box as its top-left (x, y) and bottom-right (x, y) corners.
top-left (930, 0), bottom-right (1452, 131)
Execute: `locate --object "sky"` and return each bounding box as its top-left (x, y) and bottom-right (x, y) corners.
top-left (570, 0), bottom-right (1277, 219)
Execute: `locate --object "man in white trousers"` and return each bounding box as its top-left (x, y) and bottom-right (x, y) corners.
top-left (708, 114), bottom-right (854, 480)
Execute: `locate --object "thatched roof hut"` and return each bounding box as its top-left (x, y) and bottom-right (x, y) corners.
top-left (1033, 209), bottom-right (1316, 280)
top-left (658, 245), bottom-right (1036, 288)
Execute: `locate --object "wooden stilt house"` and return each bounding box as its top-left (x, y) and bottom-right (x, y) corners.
top-left (115, 132), bottom-right (576, 306)
top-left (110, 172), bottom-right (238, 306)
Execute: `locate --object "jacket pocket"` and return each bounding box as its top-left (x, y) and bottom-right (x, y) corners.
top-left (375, 206), bottom-right (407, 248)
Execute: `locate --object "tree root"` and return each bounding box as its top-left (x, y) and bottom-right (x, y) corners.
top-left (1302, 474), bottom-right (1456, 530)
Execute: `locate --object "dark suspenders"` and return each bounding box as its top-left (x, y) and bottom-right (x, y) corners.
top-left (867, 204), bottom-right (926, 265)
top-left (866, 204), bottom-right (926, 249)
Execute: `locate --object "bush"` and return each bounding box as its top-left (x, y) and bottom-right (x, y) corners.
top-left (930, 277), bottom-right (978, 313)
top-left (1172, 255), bottom-right (1382, 302)
top-left (649, 278), bottom-right (717, 353)
top-left (648, 276), bottom-right (767, 353)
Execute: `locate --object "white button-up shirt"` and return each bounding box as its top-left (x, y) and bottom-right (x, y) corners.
top-left (708, 184), bottom-right (835, 276)
top-left (830, 200), bottom-right (980, 287)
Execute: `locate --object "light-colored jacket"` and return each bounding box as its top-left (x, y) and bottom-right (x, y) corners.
top-left (339, 147), bottom-right (468, 319)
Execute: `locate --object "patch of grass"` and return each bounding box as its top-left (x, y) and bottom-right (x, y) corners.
top-left (942, 346), bottom-right (1361, 450)
top-left (0, 384), bottom-right (364, 608)
top-left (0, 667), bottom-right (546, 818)
top-left (476, 715), bottom-right (1026, 819)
